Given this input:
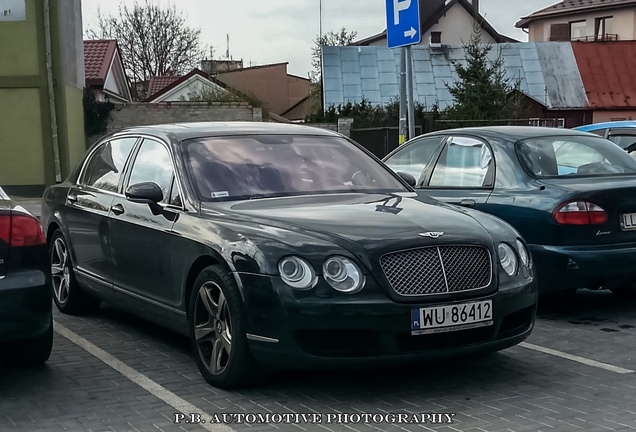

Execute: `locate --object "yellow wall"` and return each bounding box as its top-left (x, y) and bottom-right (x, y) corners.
top-left (0, 0), bottom-right (39, 76)
top-left (0, 89), bottom-right (45, 185)
top-left (0, 0), bottom-right (85, 194)
top-left (63, 86), bottom-right (87, 170)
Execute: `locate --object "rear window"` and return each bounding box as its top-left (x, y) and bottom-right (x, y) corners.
top-left (516, 135), bottom-right (636, 178)
top-left (609, 134), bottom-right (636, 151)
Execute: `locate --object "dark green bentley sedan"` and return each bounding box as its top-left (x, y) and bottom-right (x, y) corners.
top-left (42, 123), bottom-right (536, 388)
top-left (384, 126), bottom-right (636, 296)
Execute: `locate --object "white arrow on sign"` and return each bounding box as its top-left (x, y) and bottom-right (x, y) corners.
top-left (404, 27), bottom-right (417, 39)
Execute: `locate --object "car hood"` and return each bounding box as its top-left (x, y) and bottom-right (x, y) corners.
top-left (205, 193), bottom-right (496, 254)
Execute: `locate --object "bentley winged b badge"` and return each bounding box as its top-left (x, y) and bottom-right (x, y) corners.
top-left (419, 232), bottom-right (445, 239)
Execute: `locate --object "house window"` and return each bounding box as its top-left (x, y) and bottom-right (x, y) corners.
top-left (430, 31), bottom-right (442, 45)
top-left (595, 16), bottom-right (613, 41)
top-left (569, 20), bottom-right (586, 40)
top-left (549, 23), bottom-right (571, 41)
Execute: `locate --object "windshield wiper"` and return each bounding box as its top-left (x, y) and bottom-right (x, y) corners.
top-left (249, 193), bottom-right (296, 200)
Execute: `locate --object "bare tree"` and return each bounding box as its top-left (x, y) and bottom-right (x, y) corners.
top-left (311, 28), bottom-right (358, 83)
top-left (306, 28), bottom-right (358, 119)
top-left (88, 1), bottom-right (206, 101)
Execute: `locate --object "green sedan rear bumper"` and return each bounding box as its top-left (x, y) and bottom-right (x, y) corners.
top-left (530, 243), bottom-right (636, 293)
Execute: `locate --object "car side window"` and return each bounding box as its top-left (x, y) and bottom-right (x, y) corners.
top-left (384, 136), bottom-right (445, 183)
top-left (589, 128), bottom-right (607, 137)
top-left (429, 136), bottom-right (493, 188)
top-left (84, 138), bottom-right (137, 192)
top-left (128, 139), bottom-right (174, 203)
top-left (169, 177), bottom-right (183, 207)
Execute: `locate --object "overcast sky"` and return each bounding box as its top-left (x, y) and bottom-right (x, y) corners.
top-left (81, 0), bottom-right (559, 78)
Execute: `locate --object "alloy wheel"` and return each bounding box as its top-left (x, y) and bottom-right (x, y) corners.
top-left (51, 237), bottom-right (70, 304)
top-left (193, 281), bottom-right (233, 375)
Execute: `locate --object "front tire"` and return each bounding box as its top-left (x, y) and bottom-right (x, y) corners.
top-left (50, 229), bottom-right (101, 314)
top-left (188, 265), bottom-right (261, 389)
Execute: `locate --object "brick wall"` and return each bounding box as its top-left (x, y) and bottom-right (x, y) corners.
top-left (306, 123), bottom-right (338, 132)
top-left (86, 101), bottom-right (263, 147)
top-left (106, 102), bottom-right (262, 133)
top-left (305, 120), bottom-right (353, 137)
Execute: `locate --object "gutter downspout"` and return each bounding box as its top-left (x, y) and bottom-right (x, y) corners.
top-left (43, 0), bottom-right (62, 183)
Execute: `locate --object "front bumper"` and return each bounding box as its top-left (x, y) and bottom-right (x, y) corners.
top-left (237, 273), bottom-right (537, 369)
top-left (530, 243), bottom-right (636, 293)
top-left (0, 269), bottom-right (52, 344)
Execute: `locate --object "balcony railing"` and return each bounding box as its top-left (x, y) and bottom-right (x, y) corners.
top-left (571, 33), bottom-right (618, 42)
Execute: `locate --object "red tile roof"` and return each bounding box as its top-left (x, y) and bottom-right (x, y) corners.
top-left (146, 76), bottom-right (181, 100)
top-left (572, 41), bottom-right (636, 109)
top-left (84, 40), bottom-right (117, 86)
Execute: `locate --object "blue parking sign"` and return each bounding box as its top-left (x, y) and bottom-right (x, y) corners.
top-left (385, 0), bottom-right (421, 49)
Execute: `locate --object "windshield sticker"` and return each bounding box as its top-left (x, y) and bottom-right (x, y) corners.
top-left (211, 191), bottom-right (230, 198)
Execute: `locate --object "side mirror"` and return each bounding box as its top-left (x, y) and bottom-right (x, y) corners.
top-left (397, 172), bottom-right (416, 187)
top-left (125, 182), bottom-right (163, 204)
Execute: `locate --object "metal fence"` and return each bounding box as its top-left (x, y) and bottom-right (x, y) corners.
top-left (429, 118), bottom-right (566, 131)
top-left (351, 126), bottom-right (423, 159)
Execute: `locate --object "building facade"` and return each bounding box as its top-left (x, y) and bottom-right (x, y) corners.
top-left (517, 0), bottom-right (636, 42)
top-left (0, 0), bottom-right (85, 196)
top-left (214, 63), bottom-right (311, 116)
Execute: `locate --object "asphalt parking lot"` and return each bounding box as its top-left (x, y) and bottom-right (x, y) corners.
top-left (2, 290), bottom-right (636, 432)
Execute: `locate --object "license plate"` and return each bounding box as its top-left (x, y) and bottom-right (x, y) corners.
top-left (622, 213), bottom-right (636, 231)
top-left (411, 300), bottom-right (493, 335)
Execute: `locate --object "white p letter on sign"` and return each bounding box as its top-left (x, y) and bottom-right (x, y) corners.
top-left (394, 0), bottom-right (412, 25)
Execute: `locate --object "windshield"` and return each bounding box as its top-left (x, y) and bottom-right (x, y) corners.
top-left (516, 135), bottom-right (636, 178)
top-left (183, 135), bottom-right (408, 201)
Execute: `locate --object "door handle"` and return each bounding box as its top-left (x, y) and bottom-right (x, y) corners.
top-left (459, 199), bottom-right (476, 208)
top-left (110, 203), bottom-right (125, 215)
top-left (67, 194), bottom-right (78, 204)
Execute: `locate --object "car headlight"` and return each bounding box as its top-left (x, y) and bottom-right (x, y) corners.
top-left (498, 243), bottom-right (518, 276)
top-left (278, 256), bottom-right (317, 289)
top-left (515, 239), bottom-right (530, 269)
top-left (323, 256), bottom-right (365, 293)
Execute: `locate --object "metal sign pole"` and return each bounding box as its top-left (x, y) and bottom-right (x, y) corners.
top-left (406, 45), bottom-right (415, 140)
top-left (386, 0), bottom-right (420, 142)
top-left (399, 47), bottom-right (407, 145)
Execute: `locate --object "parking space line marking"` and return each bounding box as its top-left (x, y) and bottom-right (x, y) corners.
top-left (519, 342), bottom-right (634, 374)
top-left (54, 321), bottom-right (235, 432)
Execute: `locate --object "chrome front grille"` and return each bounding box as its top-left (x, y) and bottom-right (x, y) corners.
top-left (380, 246), bottom-right (492, 296)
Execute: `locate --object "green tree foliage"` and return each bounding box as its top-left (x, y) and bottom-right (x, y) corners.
top-left (83, 88), bottom-right (114, 137)
top-left (442, 23), bottom-right (527, 121)
top-left (307, 98), bottom-right (430, 128)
